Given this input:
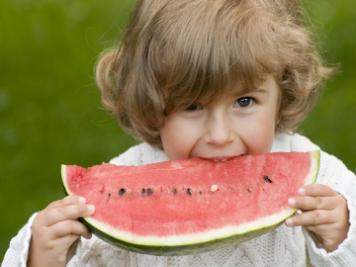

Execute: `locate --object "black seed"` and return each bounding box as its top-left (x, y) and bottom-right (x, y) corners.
top-left (108, 192), bottom-right (112, 197)
top-left (172, 188), bottom-right (178, 195)
top-left (141, 188), bottom-right (154, 196)
top-left (118, 188), bottom-right (126, 196)
top-left (186, 188), bottom-right (192, 196)
top-left (264, 175), bottom-right (273, 183)
top-left (199, 190), bottom-right (203, 195)
top-left (247, 188), bottom-right (252, 193)
top-left (147, 188), bottom-right (154, 196)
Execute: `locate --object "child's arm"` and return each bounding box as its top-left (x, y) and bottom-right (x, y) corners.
top-left (286, 184), bottom-right (349, 252)
top-left (27, 195), bottom-right (94, 267)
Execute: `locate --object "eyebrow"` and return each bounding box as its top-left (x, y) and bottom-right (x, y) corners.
top-left (228, 86), bottom-right (269, 97)
top-left (237, 88), bottom-right (268, 96)
top-left (253, 88), bottom-right (269, 94)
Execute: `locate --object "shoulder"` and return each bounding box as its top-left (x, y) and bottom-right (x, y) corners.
top-left (272, 132), bottom-right (320, 152)
top-left (109, 143), bottom-right (169, 166)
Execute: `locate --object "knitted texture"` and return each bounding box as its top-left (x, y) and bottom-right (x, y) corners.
top-left (2, 133), bottom-right (356, 267)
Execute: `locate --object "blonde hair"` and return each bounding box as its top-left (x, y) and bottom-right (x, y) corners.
top-left (96, 0), bottom-right (333, 148)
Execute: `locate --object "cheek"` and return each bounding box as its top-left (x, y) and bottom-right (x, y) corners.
top-left (256, 113), bottom-right (276, 152)
top-left (160, 118), bottom-right (200, 160)
top-left (241, 111), bottom-right (276, 154)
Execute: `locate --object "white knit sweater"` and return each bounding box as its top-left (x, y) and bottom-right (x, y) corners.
top-left (3, 133), bottom-right (356, 267)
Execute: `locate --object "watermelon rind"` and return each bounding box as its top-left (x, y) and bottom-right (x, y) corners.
top-left (61, 150), bottom-right (320, 255)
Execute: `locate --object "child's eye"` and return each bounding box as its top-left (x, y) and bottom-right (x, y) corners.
top-left (234, 97), bottom-right (255, 108)
top-left (185, 102), bottom-right (203, 112)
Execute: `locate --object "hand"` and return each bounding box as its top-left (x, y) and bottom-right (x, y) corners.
top-left (28, 195), bottom-right (95, 267)
top-left (286, 184), bottom-right (349, 252)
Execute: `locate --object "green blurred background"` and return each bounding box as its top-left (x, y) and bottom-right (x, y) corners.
top-left (1, 0), bottom-right (355, 259)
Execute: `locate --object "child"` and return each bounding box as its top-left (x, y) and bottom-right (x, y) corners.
top-left (3, 0), bottom-right (356, 266)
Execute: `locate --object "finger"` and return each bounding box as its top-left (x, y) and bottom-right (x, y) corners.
top-left (303, 223), bottom-right (334, 235)
top-left (47, 195), bottom-right (86, 209)
top-left (43, 203), bottom-right (95, 226)
top-left (49, 220), bottom-right (92, 239)
top-left (286, 210), bottom-right (334, 227)
top-left (43, 235), bottom-right (81, 263)
top-left (299, 184), bottom-right (337, 197)
top-left (54, 234), bottom-right (82, 251)
top-left (288, 195), bottom-right (338, 211)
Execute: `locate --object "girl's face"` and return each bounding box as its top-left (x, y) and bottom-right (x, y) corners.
top-left (160, 75), bottom-right (280, 160)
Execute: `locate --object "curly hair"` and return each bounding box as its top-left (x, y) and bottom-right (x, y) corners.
top-left (96, 0), bottom-right (333, 148)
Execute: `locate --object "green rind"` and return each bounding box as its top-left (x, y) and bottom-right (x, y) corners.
top-left (81, 210), bottom-right (295, 255)
top-left (61, 150), bottom-right (320, 256)
top-left (82, 216), bottom-right (289, 255)
top-left (310, 150), bottom-right (320, 184)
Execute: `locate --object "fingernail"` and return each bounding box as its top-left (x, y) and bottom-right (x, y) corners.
top-left (79, 197), bottom-right (86, 203)
top-left (298, 187), bottom-right (305, 195)
top-left (288, 198), bottom-right (296, 206)
top-left (87, 204), bottom-right (95, 214)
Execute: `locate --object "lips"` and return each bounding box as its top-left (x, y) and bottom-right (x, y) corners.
top-left (201, 155), bottom-right (241, 162)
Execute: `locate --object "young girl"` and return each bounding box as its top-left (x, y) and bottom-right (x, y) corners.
top-left (3, 0), bottom-right (356, 266)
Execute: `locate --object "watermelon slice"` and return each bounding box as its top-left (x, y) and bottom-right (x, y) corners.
top-left (61, 151), bottom-right (319, 255)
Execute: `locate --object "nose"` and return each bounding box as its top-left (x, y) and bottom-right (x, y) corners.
top-left (204, 110), bottom-right (234, 146)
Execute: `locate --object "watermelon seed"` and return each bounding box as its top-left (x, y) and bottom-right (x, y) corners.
top-left (247, 188), bottom-right (252, 193)
top-left (186, 188), bottom-right (192, 196)
top-left (108, 192), bottom-right (112, 197)
top-left (210, 184), bottom-right (219, 192)
top-left (264, 176), bottom-right (273, 183)
top-left (118, 188), bottom-right (126, 196)
top-left (147, 188), bottom-right (154, 195)
top-left (142, 188), bottom-right (154, 196)
top-left (172, 188), bottom-right (178, 195)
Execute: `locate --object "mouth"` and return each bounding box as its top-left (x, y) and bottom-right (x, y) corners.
top-left (201, 155), bottom-right (242, 162)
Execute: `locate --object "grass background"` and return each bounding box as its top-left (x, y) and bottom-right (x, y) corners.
top-left (1, 0), bottom-right (355, 259)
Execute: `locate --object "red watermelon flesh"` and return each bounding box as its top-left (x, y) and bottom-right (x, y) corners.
top-left (62, 151), bottom-right (319, 255)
